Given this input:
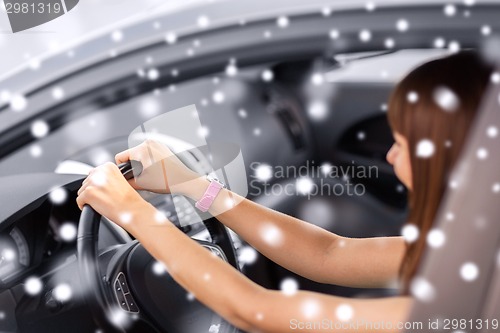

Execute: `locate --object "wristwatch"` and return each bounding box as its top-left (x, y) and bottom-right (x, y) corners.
top-left (194, 175), bottom-right (225, 212)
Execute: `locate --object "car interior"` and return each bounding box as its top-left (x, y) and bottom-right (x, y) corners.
top-left (0, 1), bottom-right (499, 332)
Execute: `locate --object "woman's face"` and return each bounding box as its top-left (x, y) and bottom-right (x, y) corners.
top-left (386, 132), bottom-right (413, 190)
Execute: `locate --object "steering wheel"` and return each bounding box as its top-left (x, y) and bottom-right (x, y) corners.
top-left (77, 161), bottom-right (240, 333)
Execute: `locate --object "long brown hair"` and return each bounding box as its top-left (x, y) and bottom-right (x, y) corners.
top-left (386, 51), bottom-right (493, 292)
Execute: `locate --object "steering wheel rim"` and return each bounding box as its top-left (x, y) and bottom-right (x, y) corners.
top-left (77, 166), bottom-right (240, 332)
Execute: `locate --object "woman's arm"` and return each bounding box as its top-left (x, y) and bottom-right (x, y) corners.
top-left (179, 176), bottom-right (406, 288)
top-left (115, 141), bottom-right (406, 288)
top-left (129, 204), bottom-right (412, 333)
top-left (77, 163), bottom-right (412, 332)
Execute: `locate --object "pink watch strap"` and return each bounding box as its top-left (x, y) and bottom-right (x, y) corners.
top-left (195, 179), bottom-right (224, 212)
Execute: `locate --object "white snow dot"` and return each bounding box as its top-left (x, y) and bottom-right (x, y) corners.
top-left (357, 131), bottom-right (366, 140)
top-left (52, 87), bottom-right (65, 100)
top-left (410, 277), bottom-right (435, 302)
top-left (407, 91), bottom-right (419, 103)
top-left (226, 63), bottom-right (238, 77)
top-left (308, 100), bottom-right (328, 120)
top-left (111, 30), bottom-right (123, 42)
top-left (108, 307), bottom-right (130, 328)
top-left (359, 29), bottom-right (372, 42)
top-left (91, 171), bottom-right (107, 186)
top-left (0, 90), bottom-right (11, 103)
top-left (365, 1), bottom-right (376, 11)
top-left (311, 73), bottom-right (324, 85)
top-left (385, 38), bottom-right (395, 49)
top-left (296, 177), bottom-right (314, 195)
top-left (277, 16), bottom-right (289, 28)
top-left (186, 292), bottom-right (195, 301)
top-left (401, 224), bottom-right (419, 243)
top-left (486, 126), bottom-right (498, 138)
top-left (147, 68), bottom-right (160, 81)
top-left (0, 311), bottom-right (5, 320)
top-left (49, 188), bottom-right (67, 205)
top-left (256, 313), bottom-right (264, 321)
top-left (336, 304), bottom-right (354, 322)
top-left (203, 273), bottom-right (211, 281)
top-left (253, 128), bottom-right (261, 136)
top-left (416, 139), bottom-right (435, 158)
top-left (460, 262), bottom-right (479, 281)
top-left (321, 7), bottom-right (332, 16)
top-left (152, 261), bottom-right (167, 275)
top-left (280, 278), bottom-right (299, 296)
top-left (320, 163), bottom-right (333, 176)
top-left (165, 32), bottom-right (177, 44)
top-left (238, 246), bottom-right (258, 265)
top-left (59, 223), bottom-right (77, 242)
top-left (260, 223), bottom-right (284, 247)
top-left (30, 145), bottom-right (42, 158)
top-left (427, 229), bottom-right (446, 248)
top-left (53, 284), bottom-right (72, 302)
top-left (476, 148), bottom-right (488, 160)
top-left (396, 19), bottom-right (409, 32)
top-left (464, 0), bottom-right (475, 5)
top-left (238, 109), bottom-right (247, 118)
top-left (155, 211), bottom-right (167, 224)
top-left (255, 164), bottom-right (273, 182)
top-left (10, 94), bottom-right (28, 111)
top-left (212, 91), bottom-right (225, 104)
top-left (2, 248), bottom-right (15, 261)
top-left (28, 58), bottom-right (41, 70)
top-left (434, 37), bottom-right (446, 48)
top-left (198, 126), bottom-right (209, 138)
top-left (433, 86), bottom-right (460, 112)
top-left (491, 72), bottom-right (500, 84)
top-left (492, 183), bottom-right (500, 193)
top-left (444, 4), bottom-right (457, 16)
top-left (138, 98), bottom-right (160, 117)
top-left (263, 30), bottom-right (272, 39)
top-left (329, 29), bottom-right (340, 39)
top-left (301, 299), bottom-right (321, 319)
top-left (481, 25), bottom-right (492, 36)
top-left (446, 212), bottom-right (455, 221)
top-left (119, 212), bottom-right (133, 224)
top-left (448, 41), bottom-right (460, 53)
top-left (261, 69), bottom-right (274, 82)
top-left (25, 277), bottom-right (43, 296)
top-left (198, 16), bottom-right (210, 29)
top-left (31, 120), bottom-right (50, 138)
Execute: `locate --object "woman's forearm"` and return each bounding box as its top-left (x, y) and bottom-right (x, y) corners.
top-left (127, 202), bottom-right (265, 331)
top-left (178, 177), bottom-right (406, 288)
top-left (125, 202), bottom-right (412, 333)
top-left (178, 177), bottom-right (341, 284)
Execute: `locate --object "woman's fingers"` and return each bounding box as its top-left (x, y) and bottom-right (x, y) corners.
top-left (115, 149), bottom-right (131, 164)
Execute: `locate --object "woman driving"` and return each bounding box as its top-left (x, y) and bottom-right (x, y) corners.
top-left (77, 51), bottom-right (494, 332)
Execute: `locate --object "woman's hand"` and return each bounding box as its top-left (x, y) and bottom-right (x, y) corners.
top-left (76, 162), bottom-right (156, 231)
top-left (115, 139), bottom-right (200, 195)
